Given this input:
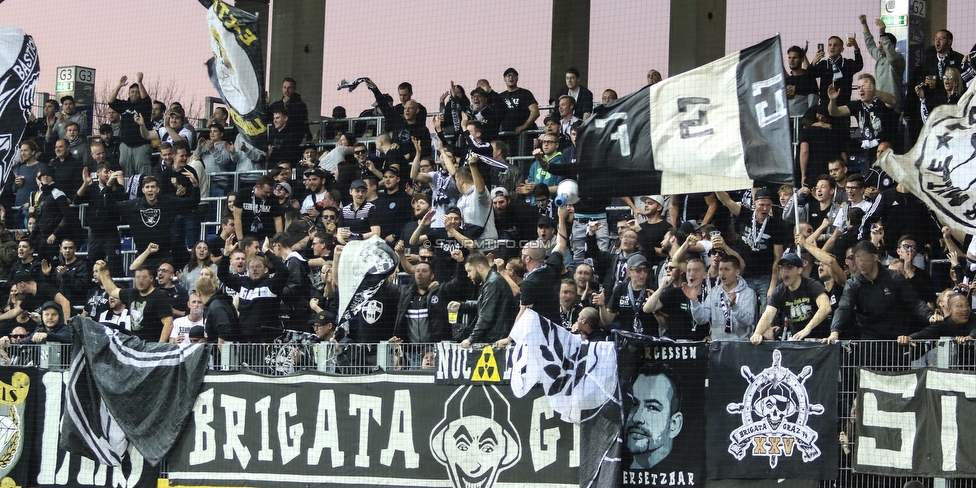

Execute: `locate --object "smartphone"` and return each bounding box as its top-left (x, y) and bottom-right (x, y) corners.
top-left (818, 43), bottom-right (824, 52)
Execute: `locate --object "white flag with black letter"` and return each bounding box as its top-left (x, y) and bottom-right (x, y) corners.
top-left (650, 36), bottom-right (792, 194)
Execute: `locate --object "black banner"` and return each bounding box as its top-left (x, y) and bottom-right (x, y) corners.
top-left (434, 342), bottom-right (510, 385)
top-left (199, 0), bottom-right (268, 149)
top-left (38, 372), bottom-right (157, 488)
top-left (0, 27), bottom-right (39, 195)
top-left (705, 342), bottom-right (838, 480)
top-left (167, 372), bottom-right (579, 488)
top-left (616, 333), bottom-right (707, 487)
top-left (0, 367), bottom-right (40, 488)
top-left (855, 367), bottom-right (976, 477)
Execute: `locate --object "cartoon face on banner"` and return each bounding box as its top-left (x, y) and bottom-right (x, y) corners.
top-left (0, 372), bottom-right (29, 479)
top-left (725, 349), bottom-right (824, 468)
top-left (624, 363), bottom-right (684, 470)
top-left (429, 386), bottom-right (521, 488)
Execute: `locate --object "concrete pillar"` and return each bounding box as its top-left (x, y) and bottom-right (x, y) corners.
top-left (549, 0), bottom-right (591, 105)
top-left (668, 0), bottom-right (726, 77)
top-left (268, 0), bottom-right (325, 119)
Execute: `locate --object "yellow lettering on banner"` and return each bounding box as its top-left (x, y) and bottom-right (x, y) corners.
top-left (212, 0), bottom-right (258, 46)
top-left (471, 346), bottom-right (501, 382)
top-left (782, 436), bottom-right (796, 455)
top-left (0, 373), bottom-right (29, 406)
top-left (752, 436), bottom-right (767, 455)
top-left (229, 109), bottom-right (267, 136)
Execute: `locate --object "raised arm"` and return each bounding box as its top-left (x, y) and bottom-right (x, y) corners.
top-left (714, 190), bottom-right (742, 216)
top-left (826, 85), bottom-right (852, 118)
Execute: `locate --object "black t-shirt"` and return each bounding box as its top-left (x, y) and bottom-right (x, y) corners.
top-left (21, 283), bottom-right (61, 312)
top-left (797, 126), bottom-right (845, 186)
top-left (639, 221), bottom-right (671, 259)
top-left (658, 285), bottom-right (705, 341)
top-left (806, 201), bottom-right (835, 231)
top-left (235, 189), bottom-right (278, 241)
top-left (85, 288), bottom-right (111, 319)
top-left (608, 279), bottom-right (656, 335)
top-left (786, 70), bottom-right (819, 97)
top-left (734, 207), bottom-right (785, 278)
top-left (107, 97), bottom-right (152, 146)
top-left (519, 251), bottom-right (564, 324)
top-left (158, 284), bottom-right (190, 314)
top-left (119, 287), bottom-right (172, 342)
top-left (499, 88), bottom-right (538, 131)
top-left (769, 277), bottom-right (828, 337)
top-left (374, 192), bottom-right (413, 241)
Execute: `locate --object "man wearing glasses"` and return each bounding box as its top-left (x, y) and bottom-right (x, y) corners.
top-left (893, 235), bottom-right (937, 308)
top-left (831, 174), bottom-right (872, 235)
top-left (920, 29), bottom-right (973, 101)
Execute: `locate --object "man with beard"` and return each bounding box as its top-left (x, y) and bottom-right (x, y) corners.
top-left (337, 179), bottom-right (380, 244)
top-left (450, 251), bottom-right (518, 349)
top-left (300, 168), bottom-right (329, 214)
top-left (625, 363), bottom-right (684, 469)
top-left (716, 188), bottom-right (785, 310)
top-left (463, 87), bottom-right (504, 141)
top-left (785, 45), bottom-right (820, 116)
top-left (518, 207), bottom-right (569, 324)
top-left (46, 95), bottom-right (89, 143)
top-left (94, 262), bottom-right (174, 343)
top-left (234, 176), bottom-right (282, 242)
top-left (751, 253), bottom-right (831, 343)
top-left (490, 187), bottom-right (536, 254)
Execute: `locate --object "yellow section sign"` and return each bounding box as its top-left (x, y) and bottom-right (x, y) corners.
top-left (471, 346), bottom-right (501, 382)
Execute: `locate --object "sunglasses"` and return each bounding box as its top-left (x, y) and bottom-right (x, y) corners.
top-left (354, 150), bottom-right (368, 155)
top-left (322, 214), bottom-right (337, 220)
top-left (419, 256), bottom-right (433, 262)
top-left (901, 244), bottom-right (917, 251)
top-left (9, 334), bottom-right (26, 339)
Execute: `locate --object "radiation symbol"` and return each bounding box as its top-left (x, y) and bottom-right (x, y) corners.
top-left (471, 346), bottom-right (500, 382)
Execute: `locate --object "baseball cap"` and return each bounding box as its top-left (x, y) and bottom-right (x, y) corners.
top-left (305, 168), bottom-right (326, 179)
top-left (641, 195), bottom-right (665, 207)
top-left (491, 187), bottom-right (509, 198)
top-left (384, 166), bottom-right (400, 176)
top-left (37, 168), bottom-right (55, 179)
top-left (754, 188), bottom-right (774, 202)
top-left (309, 310), bottom-right (336, 327)
top-left (371, 94), bottom-right (394, 108)
top-left (99, 124), bottom-right (113, 134)
top-left (470, 87), bottom-right (488, 98)
top-left (504, 67), bottom-right (519, 77)
top-left (350, 179), bottom-right (367, 190)
top-left (778, 253), bottom-right (804, 268)
top-left (188, 325), bottom-right (207, 340)
top-left (626, 253), bottom-right (649, 269)
top-left (679, 220), bottom-right (701, 234)
top-left (41, 301), bottom-right (60, 313)
top-left (274, 182), bottom-right (292, 194)
top-left (445, 206), bottom-right (462, 217)
top-left (411, 193), bottom-right (430, 204)
top-left (537, 216), bottom-right (557, 228)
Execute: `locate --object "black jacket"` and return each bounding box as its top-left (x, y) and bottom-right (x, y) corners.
top-left (830, 268), bottom-right (932, 339)
top-left (460, 269), bottom-right (518, 344)
top-left (75, 182), bottom-right (127, 234)
top-left (391, 262), bottom-right (470, 343)
top-left (203, 292), bottom-right (239, 343)
top-left (31, 184), bottom-right (82, 245)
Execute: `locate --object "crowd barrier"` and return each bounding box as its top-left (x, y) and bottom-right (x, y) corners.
top-left (5, 338), bottom-right (976, 487)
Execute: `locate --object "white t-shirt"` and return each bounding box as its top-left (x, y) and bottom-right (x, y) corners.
top-left (457, 185), bottom-right (496, 241)
top-left (301, 190), bottom-right (328, 214)
top-left (171, 316), bottom-right (204, 343)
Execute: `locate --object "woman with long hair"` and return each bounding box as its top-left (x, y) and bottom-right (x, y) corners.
top-left (180, 241), bottom-right (218, 291)
top-left (916, 66), bottom-right (964, 122)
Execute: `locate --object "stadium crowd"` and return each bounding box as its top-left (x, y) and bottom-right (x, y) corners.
top-left (0, 17), bottom-right (973, 371)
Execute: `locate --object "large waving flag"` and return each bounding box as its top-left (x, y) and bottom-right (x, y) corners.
top-left (336, 236), bottom-right (399, 326)
top-left (878, 83), bottom-right (976, 234)
top-left (0, 27), bottom-right (39, 196)
top-left (199, 0), bottom-right (268, 149)
top-left (577, 36), bottom-right (792, 197)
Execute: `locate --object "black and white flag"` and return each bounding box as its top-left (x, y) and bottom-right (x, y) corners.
top-left (877, 83), bottom-right (976, 233)
top-left (0, 27), bottom-right (39, 197)
top-left (336, 236), bottom-right (398, 326)
top-left (199, 0), bottom-right (268, 149)
top-left (577, 36), bottom-right (792, 198)
top-left (706, 342), bottom-right (838, 480)
top-left (59, 316), bottom-right (209, 466)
